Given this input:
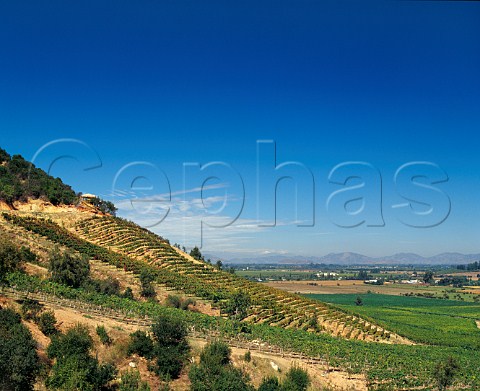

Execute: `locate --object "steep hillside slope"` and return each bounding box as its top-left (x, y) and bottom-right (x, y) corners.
top-left (3, 210), bottom-right (408, 344)
top-left (0, 146), bottom-right (404, 343)
top-left (0, 148), bottom-right (76, 206)
top-left (0, 146), bottom-right (116, 216)
top-left (4, 211), bottom-right (480, 390)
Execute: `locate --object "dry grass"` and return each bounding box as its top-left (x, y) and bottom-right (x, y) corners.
top-left (265, 279), bottom-right (458, 296)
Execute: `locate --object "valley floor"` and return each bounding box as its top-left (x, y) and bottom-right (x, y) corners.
top-left (266, 279), bottom-right (479, 297)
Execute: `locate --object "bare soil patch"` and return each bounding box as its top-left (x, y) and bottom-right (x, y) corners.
top-left (266, 279), bottom-right (440, 296)
top-left (0, 201), bottom-right (13, 211)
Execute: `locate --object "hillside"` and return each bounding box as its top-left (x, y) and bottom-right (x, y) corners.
top-left (3, 210), bottom-right (405, 344)
top-left (1, 148), bottom-right (480, 390)
top-left (0, 290), bottom-right (367, 391)
top-left (0, 147), bottom-right (77, 206)
top-left (0, 147), bottom-right (116, 215)
top-left (3, 207), bottom-right (480, 390)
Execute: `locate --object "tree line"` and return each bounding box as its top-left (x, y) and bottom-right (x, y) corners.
top-left (0, 147), bottom-right (77, 206)
top-left (456, 261), bottom-right (480, 271)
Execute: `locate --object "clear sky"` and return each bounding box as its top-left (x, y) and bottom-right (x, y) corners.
top-left (1, 1), bottom-right (479, 258)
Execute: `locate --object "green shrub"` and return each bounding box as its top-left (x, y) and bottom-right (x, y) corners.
top-left (165, 295), bottom-right (196, 311)
top-left (122, 287), bottom-right (134, 300)
top-left (127, 316), bottom-right (190, 381)
top-left (38, 311), bottom-right (58, 336)
top-left (96, 325), bottom-right (112, 345)
top-left (189, 341), bottom-right (253, 391)
top-left (150, 345), bottom-right (186, 381)
top-left (258, 377), bottom-right (280, 391)
top-left (20, 246), bottom-right (38, 264)
top-left (128, 331), bottom-right (154, 359)
top-left (48, 247), bottom-right (90, 288)
top-left (281, 367), bottom-right (310, 391)
top-left (150, 315), bottom-right (190, 380)
top-left (21, 299), bottom-right (43, 321)
top-left (85, 197), bottom-right (118, 216)
top-left (47, 324), bottom-right (93, 360)
top-left (139, 270), bottom-right (156, 298)
top-left (119, 369), bottom-right (151, 391)
top-left (224, 291), bottom-right (251, 320)
top-left (306, 316), bottom-right (320, 332)
top-left (0, 307), bottom-right (40, 390)
top-left (433, 356), bottom-right (459, 391)
top-left (200, 341), bottom-right (231, 369)
top-left (84, 277), bottom-right (121, 296)
top-left (181, 298), bottom-right (196, 310)
top-left (0, 238), bottom-right (25, 279)
top-left (98, 277), bottom-right (121, 295)
top-left (46, 324), bottom-right (116, 390)
top-left (165, 295), bottom-right (181, 309)
top-left (189, 246), bottom-right (204, 261)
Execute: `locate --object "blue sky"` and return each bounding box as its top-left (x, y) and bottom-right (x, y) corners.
top-left (1, 1), bottom-right (479, 258)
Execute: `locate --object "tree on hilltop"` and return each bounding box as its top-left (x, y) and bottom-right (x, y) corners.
top-left (190, 246), bottom-right (204, 261)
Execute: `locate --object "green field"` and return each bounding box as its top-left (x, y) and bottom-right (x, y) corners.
top-left (306, 293), bottom-right (480, 349)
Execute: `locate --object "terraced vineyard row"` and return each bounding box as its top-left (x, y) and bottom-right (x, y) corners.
top-left (72, 215), bottom-right (402, 343)
top-left (2, 212), bottom-right (408, 342)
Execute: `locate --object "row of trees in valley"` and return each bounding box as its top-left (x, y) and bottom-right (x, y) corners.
top-left (456, 261), bottom-right (480, 271)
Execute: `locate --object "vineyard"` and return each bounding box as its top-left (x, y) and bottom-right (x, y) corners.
top-left (2, 212), bottom-right (480, 389)
top-left (2, 212), bottom-right (403, 343)
top-left (0, 285), bottom-right (328, 363)
top-left (3, 271), bottom-right (480, 390)
top-left (307, 293), bottom-right (480, 350)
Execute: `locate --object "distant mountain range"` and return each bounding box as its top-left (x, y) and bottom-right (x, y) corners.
top-left (208, 251), bottom-right (480, 265)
